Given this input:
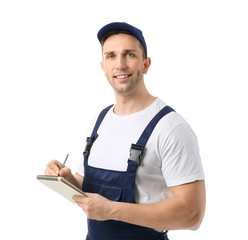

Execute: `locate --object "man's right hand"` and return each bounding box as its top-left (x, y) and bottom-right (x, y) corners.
top-left (45, 160), bottom-right (72, 180)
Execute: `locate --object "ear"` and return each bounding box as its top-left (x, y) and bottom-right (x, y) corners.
top-left (143, 57), bottom-right (151, 74)
top-left (101, 61), bottom-right (106, 76)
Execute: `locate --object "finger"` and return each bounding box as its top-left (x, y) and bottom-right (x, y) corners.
top-left (59, 167), bottom-right (71, 178)
top-left (45, 165), bottom-right (59, 175)
top-left (73, 195), bottom-right (86, 203)
top-left (45, 160), bottom-right (62, 175)
top-left (45, 168), bottom-right (58, 176)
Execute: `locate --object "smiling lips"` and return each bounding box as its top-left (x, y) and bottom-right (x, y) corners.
top-left (114, 74), bottom-right (132, 80)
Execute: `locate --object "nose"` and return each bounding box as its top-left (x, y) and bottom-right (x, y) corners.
top-left (115, 56), bottom-right (127, 70)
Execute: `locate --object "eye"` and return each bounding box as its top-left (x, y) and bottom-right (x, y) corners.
top-left (107, 55), bottom-right (114, 59)
top-left (127, 53), bottom-right (134, 57)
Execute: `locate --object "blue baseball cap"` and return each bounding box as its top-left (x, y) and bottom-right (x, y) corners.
top-left (97, 22), bottom-right (147, 57)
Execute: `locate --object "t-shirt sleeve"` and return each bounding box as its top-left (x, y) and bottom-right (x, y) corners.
top-left (76, 154), bottom-right (85, 176)
top-left (161, 123), bottom-right (205, 187)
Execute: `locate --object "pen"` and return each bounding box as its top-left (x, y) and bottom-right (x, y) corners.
top-left (58, 154), bottom-right (69, 176)
top-left (62, 154), bottom-right (69, 169)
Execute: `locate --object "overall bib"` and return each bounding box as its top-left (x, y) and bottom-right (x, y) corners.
top-left (82, 105), bottom-right (174, 240)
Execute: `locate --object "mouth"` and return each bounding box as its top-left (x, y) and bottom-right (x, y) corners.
top-left (114, 74), bottom-right (132, 80)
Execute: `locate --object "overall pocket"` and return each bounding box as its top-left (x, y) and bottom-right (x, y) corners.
top-left (83, 177), bottom-right (123, 201)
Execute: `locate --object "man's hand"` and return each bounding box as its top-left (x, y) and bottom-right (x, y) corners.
top-left (45, 160), bottom-right (84, 189)
top-left (45, 160), bottom-right (72, 180)
top-left (73, 193), bottom-right (114, 221)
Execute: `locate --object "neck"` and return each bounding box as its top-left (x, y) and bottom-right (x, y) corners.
top-left (114, 86), bottom-right (156, 116)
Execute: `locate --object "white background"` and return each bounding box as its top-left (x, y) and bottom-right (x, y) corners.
top-left (0, 0), bottom-right (247, 239)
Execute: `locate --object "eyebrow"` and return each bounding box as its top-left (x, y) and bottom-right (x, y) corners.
top-left (103, 49), bottom-right (138, 56)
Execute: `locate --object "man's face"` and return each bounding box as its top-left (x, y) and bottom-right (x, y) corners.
top-left (101, 34), bottom-right (150, 96)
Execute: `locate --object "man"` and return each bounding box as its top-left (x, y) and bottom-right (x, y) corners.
top-left (45, 22), bottom-right (205, 240)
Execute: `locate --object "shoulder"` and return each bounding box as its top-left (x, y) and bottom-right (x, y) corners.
top-left (152, 98), bottom-right (189, 139)
top-left (150, 99), bottom-right (200, 157)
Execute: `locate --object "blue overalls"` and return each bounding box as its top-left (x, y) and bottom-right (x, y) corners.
top-left (82, 105), bottom-right (174, 240)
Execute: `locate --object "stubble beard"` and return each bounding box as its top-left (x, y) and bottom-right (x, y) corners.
top-left (109, 71), bottom-right (142, 95)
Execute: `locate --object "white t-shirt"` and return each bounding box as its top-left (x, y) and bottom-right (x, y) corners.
top-left (77, 98), bottom-right (204, 204)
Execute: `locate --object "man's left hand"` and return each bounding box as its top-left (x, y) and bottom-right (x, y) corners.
top-left (73, 193), bottom-right (114, 221)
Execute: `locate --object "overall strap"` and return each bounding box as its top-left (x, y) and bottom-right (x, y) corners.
top-left (90, 104), bottom-right (114, 138)
top-left (84, 104), bottom-right (113, 156)
top-left (128, 106), bottom-right (175, 165)
top-left (137, 105), bottom-right (174, 146)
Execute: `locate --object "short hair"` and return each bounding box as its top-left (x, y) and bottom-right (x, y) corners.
top-left (101, 29), bottom-right (147, 59)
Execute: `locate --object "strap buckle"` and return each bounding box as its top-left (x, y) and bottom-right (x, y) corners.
top-left (83, 137), bottom-right (94, 155)
top-left (128, 144), bottom-right (145, 165)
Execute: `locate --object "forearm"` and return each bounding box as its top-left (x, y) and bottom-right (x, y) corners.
top-left (111, 197), bottom-right (199, 230)
top-left (111, 181), bottom-right (205, 230)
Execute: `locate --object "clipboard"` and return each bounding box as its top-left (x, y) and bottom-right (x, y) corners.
top-left (37, 175), bottom-right (87, 203)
